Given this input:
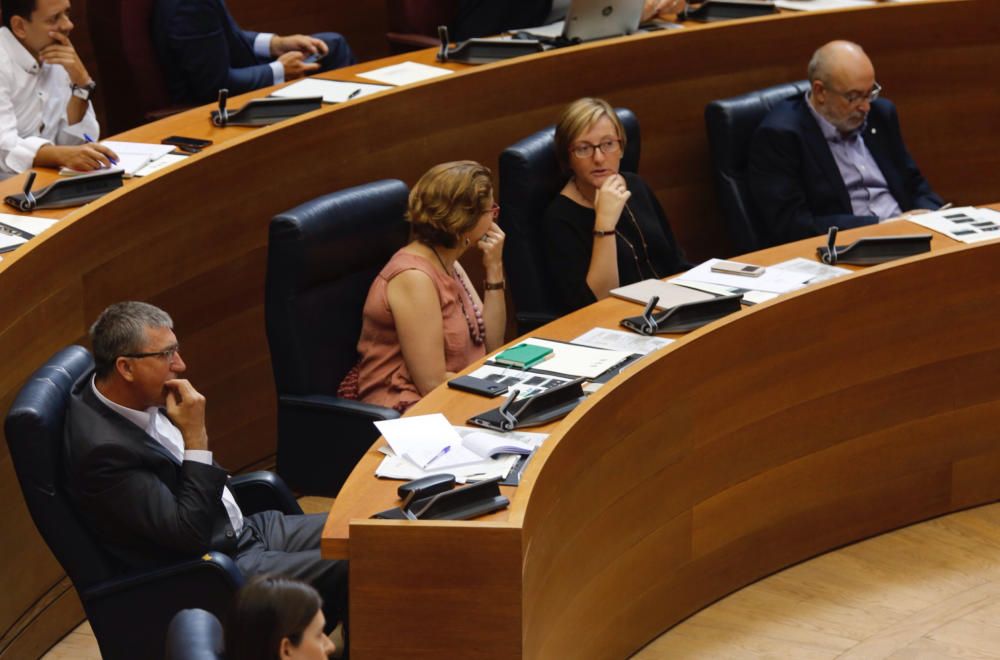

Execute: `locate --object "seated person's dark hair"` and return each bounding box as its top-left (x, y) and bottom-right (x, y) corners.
top-left (226, 575), bottom-right (328, 660)
top-left (1, 0), bottom-right (37, 28)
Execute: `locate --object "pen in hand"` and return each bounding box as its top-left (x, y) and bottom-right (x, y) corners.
top-left (83, 133), bottom-right (118, 166)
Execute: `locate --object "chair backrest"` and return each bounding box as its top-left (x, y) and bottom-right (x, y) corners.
top-left (4, 346), bottom-right (121, 589)
top-left (265, 179), bottom-right (411, 397)
top-left (705, 80), bottom-right (811, 253)
top-left (386, 0), bottom-right (460, 52)
top-left (498, 108), bottom-right (640, 328)
top-left (165, 609), bottom-right (224, 660)
top-left (87, 0), bottom-right (174, 133)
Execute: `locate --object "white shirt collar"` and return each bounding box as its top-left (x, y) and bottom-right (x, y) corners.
top-left (90, 374), bottom-right (161, 434)
top-left (0, 27), bottom-right (41, 76)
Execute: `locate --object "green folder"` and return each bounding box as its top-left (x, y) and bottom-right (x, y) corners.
top-left (494, 343), bottom-right (553, 369)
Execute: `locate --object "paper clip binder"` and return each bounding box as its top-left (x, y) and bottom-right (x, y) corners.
top-left (621, 293), bottom-right (743, 335)
top-left (4, 170), bottom-right (123, 212)
top-left (467, 378), bottom-right (586, 432)
top-left (211, 88), bottom-right (323, 127)
top-left (817, 226), bottom-right (932, 266)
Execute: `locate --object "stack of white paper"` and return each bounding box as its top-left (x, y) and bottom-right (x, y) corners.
top-left (60, 141), bottom-right (177, 178)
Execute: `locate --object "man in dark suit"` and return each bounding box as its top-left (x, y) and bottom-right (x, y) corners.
top-left (153, 0), bottom-right (355, 105)
top-left (748, 40), bottom-right (942, 244)
top-left (64, 301), bottom-right (347, 639)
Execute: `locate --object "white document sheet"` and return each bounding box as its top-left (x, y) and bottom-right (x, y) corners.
top-left (904, 207), bottom-right (1000, 244)
top-left (358, 61), bottom-right (453, 86)
top-left (770, 257), bottom-right (852, 283)
top-left (0, 213), bottom-right (58, 236)
top-left (571, 327), bottom-right (673, 355)
top-left (775, 0), bottom-right (874, 10)
top-left (270, 78), bottom-right (391, 103)
top-left (374, 414), bottom-right (461, 469)
top-left (133, 153), bottom-right (188, 177)
top-left (60, 141), bottom-right (176, 178)
top-left (520, 338), bottom-right (633, 379)
top-left (467, 364), bottom-right (573, 398)
top-left (674, 258), bottom-right (814, 294)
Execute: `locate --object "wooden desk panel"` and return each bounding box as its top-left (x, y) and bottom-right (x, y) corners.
top-left (330, 225), bottom-right (1000, 658)
top-left (2, 1), bottom-right (999, 656)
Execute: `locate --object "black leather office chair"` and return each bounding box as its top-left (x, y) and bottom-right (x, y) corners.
top-left (704, 80), bottom-right (811, 253)
top-left (165, 609), bottom-right (224, 660)
top-left (265, 179), bottom-right (409, 496)
top-left (4, 345), bottom-right (303, 660)
top-left (498, 108), bottom-right (641, 333)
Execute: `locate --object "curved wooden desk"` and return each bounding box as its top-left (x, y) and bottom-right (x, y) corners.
top-left (1, 1), bottom-right (998, 656)
top-left (324, 219), bottom-right (1000, 658)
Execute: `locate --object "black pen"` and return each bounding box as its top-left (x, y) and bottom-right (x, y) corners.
top-left (347, 88), bottom-right (362, 100)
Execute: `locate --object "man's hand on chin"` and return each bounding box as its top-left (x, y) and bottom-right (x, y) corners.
top-left (163, 379), bottom-right (209, 451)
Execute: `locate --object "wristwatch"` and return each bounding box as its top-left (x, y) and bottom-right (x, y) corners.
top-left (71, 81), bottom-right (96, 102)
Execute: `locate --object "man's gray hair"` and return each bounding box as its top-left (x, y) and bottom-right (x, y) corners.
top-left (90, 301), bottom-right (173, 378)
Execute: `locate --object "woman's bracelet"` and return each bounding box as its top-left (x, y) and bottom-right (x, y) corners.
top-left (484, 280), bottom-right (505, 291)
top-left (593, 229), bottom-right (615, 237)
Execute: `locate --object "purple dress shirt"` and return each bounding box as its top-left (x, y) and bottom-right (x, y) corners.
top-left (806, 96), bottom-right (902, 221)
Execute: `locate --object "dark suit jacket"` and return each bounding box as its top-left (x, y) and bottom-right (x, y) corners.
top-left (748, 95), bottom-right (942, 244)
top-left (64, 371), bottom-right (237, 569)
top-left (153, 0), bottom-right (274, 105)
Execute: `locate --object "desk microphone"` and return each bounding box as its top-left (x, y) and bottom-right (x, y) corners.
top-left (21, 172), bottom-right (37, 212)
top-left (215, 89), bottom-right (229, 127)
top-left (823, 226), bottom-right (839, 265)
top-left (640, 295), bottom-right (660, 334)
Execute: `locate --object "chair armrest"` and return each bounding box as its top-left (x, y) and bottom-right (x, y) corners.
top-left (280, 393), bottom-right (400, 422)
top-left (81, 552), bottom-right (243, 659)
top-left (275, 394), bottom-right (399, 496)
top-left (230, 471), bottom-right (303, 516)
top-left (83, 551), bottom-right (243, 600)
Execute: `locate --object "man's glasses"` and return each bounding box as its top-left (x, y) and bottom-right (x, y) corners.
top-left (826, 81), bottom-right (882, 105)
top-left (570, 138), bottom-right (622, 160)
top-left (120, 345), bottom-right (181, 362)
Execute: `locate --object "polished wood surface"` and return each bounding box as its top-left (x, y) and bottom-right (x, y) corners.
top-left (1, 1), bottom-right (998, 656)
top-left (42, 501), bottom-right (1000, 659)
top-left (326, 218), bottom-right (1000, 658)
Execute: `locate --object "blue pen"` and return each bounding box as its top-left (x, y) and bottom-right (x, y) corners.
top-left (84, 133), bottom-right (118, 165)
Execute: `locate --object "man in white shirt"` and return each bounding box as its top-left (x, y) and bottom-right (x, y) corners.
top-left (64, 301), bottom-right (348, 637)
top-left (0, 0), bottom-right (117, 176)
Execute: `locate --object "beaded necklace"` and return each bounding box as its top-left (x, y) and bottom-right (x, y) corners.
top-left (572, 179), bottom-right (661, 280)
top-left (617, 204), bottom-right (662, 280)
top-left (431, 248), bottom-right (485, 346)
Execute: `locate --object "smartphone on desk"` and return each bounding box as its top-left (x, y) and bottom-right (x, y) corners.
top-left (161, 136), bottom-right (213, 153)
top-left (710, 260), bottom-right (765, 277)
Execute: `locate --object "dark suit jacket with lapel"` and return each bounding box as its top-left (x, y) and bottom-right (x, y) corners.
top-left (64, 370), bottom-right (238, 570)
top-left (153, 0), bottom-right (273, 105)
top-left (748, 95), bottom-right (942, 244)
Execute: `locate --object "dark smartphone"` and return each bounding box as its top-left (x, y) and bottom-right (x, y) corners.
top-left (161, 136), bottom-right (213, 153)
top-left (447, 375), bottom-right (508, 398)
top-left (303, 53), bottom-right (321, 64)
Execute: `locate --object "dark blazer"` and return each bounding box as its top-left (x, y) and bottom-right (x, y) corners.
top-left (64, 371), bottom-right (237, 569)
top-left (748, 95), bottom-right (942, 244)
top-left (153, 0), bottom-right (273, 105)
